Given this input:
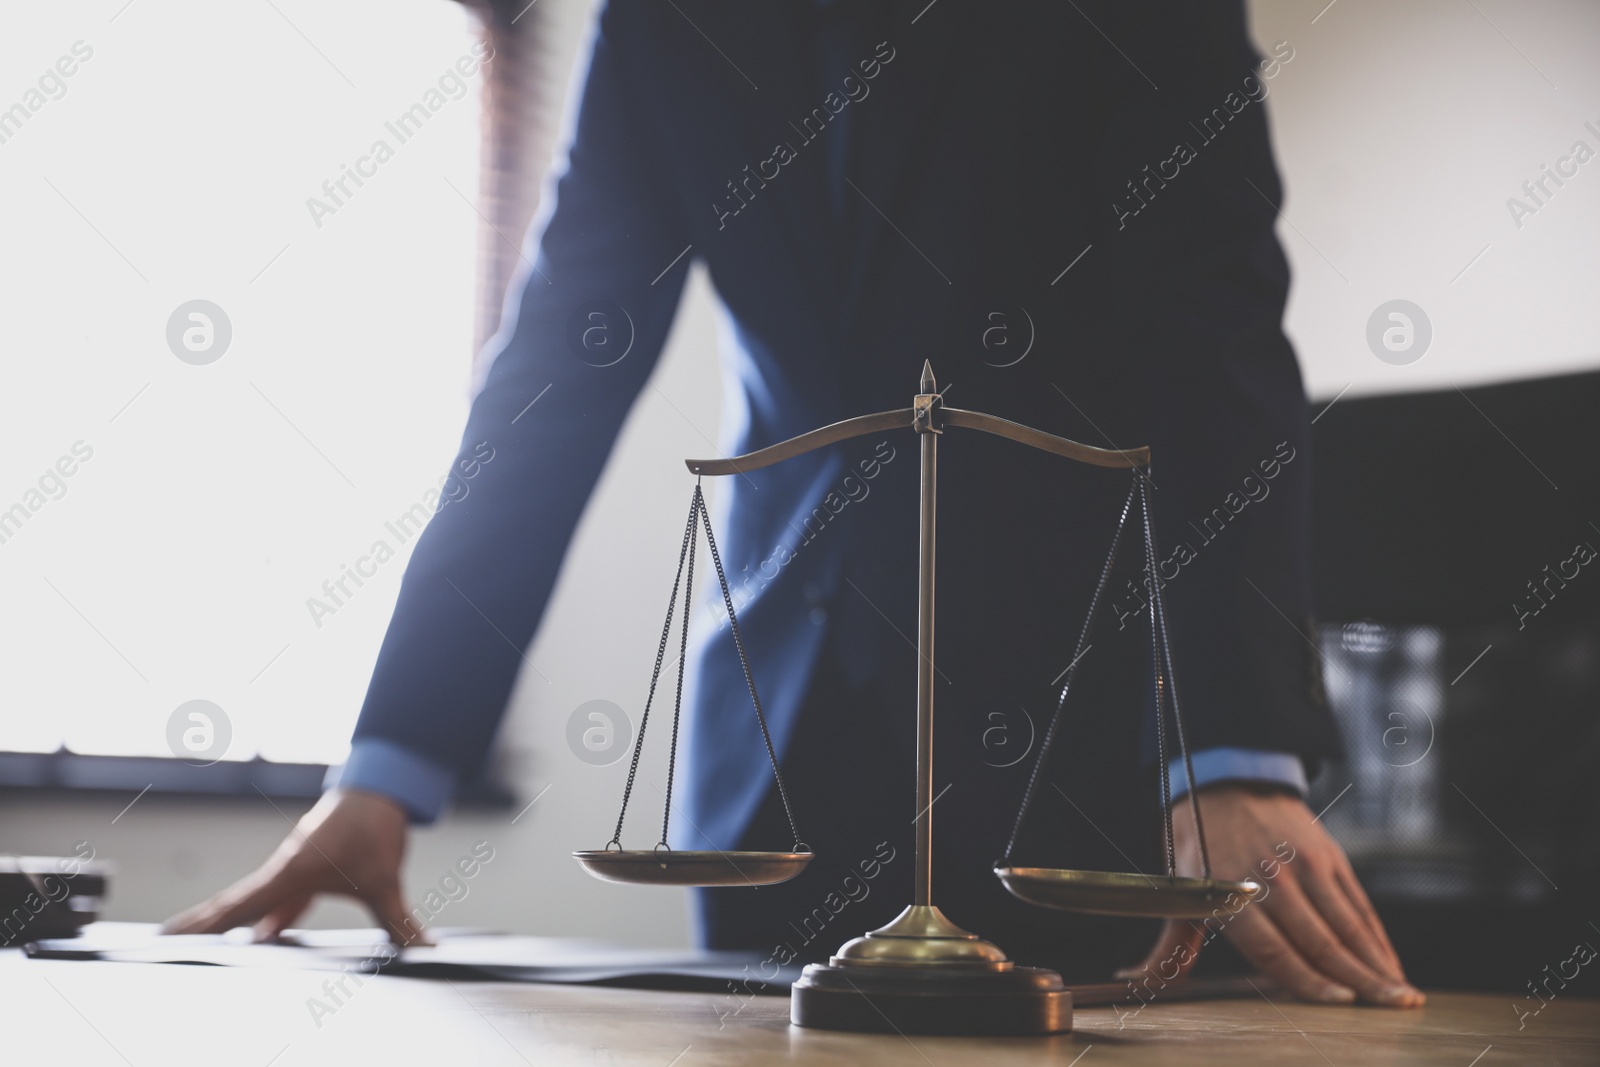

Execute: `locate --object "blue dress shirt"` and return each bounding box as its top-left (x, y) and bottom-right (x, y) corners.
top-left (328, 739), bottom-right (1307, 825)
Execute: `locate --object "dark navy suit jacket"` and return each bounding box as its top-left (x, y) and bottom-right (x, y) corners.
top-left (345, 0), bottom-right (1340, 851)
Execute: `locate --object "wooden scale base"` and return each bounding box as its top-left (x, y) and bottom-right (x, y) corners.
top-left (789, 905), bottom-right (1071, 1035)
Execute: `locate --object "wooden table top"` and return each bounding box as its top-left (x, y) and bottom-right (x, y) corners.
top-left (6, 952), bottom-right (1595, 1066)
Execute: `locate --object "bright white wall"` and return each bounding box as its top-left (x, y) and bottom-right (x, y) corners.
top-left (3, 0), bottom-right (1594, 945)
top-left (1247, 0), bottom-right (1600, 399)
top-left (0, 0), bottom-right (708, 947)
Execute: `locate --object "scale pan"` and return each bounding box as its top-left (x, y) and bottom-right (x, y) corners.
top-left (995, 867), bottom-right (1261, 919)
top-left (574, 850), bottom-right (812, 887)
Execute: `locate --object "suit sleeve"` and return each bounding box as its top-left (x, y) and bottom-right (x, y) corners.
top-left (344, 1), bottom-right (694, 809)
top-left (1091, 2), bottom-right (1341, 768)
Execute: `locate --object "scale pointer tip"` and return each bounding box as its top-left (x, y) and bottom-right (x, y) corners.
top-left (920, 360), bottom-right (936, 393)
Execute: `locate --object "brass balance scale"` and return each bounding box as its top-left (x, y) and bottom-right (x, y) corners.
top-left (573, 364), bottom-right (1259, 1035)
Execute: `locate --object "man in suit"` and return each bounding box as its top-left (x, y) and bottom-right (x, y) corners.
top-left (170, 0), bottom-right (1421, 1007)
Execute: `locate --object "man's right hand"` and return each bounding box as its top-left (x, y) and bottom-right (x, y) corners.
top-left (162, 788), bottom-right (425, 945)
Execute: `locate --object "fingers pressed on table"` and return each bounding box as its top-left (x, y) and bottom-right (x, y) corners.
top-left (1299, 864), bottom-right (1404, 982)
top-left (370, 881), bottom-right (431, 947)
top-left (1336, 861), bottom-right (1403, 965)
top-left (253, 894), bottom-right (314, 942)
top-left (163, 874), bottom-right (284, 935)
top-left (1226, 905), bottom-right (1357, 1004)
top-left (1262, 876), bottom-right (1422, 1007)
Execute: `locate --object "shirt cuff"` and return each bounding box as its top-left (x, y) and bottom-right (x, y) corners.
top-left (1167, 747), bottom-right (1308, 800)
top-left (324, 738), bottom-right (456, 825)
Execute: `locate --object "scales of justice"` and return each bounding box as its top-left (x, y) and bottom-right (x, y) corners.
top-left (573, 363), bottom-right (1259, 1035)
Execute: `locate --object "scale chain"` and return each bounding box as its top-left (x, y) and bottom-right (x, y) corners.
top-left (1000, 475), bottom-right (1139, 865)
top-left (658, 486), bottom-right (699, 848)
top-left (1138, 473), bottom-right (1212, 880)
top-left (608, 483), bottom-right (805, 853)
top-left (608, 489), bottom-right (700, 848)
top-left (697, 485), bottom-right (806, 852)
top-left (1139, 476), bottom-right (1179, 878)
